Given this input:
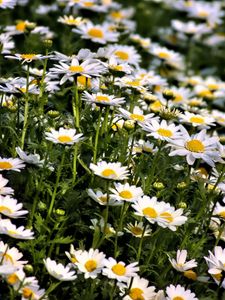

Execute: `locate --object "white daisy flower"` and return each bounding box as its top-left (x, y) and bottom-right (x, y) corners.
top-left (140, 119), bottom-right (182, 141)
top-left (0, 218), bottom-right (34, 239)
top-left (65, 245), bottom-right (83, 265)
top-left (158, 207), bottom-right (188, 231)
top-left (16, 147), bottom-right (44, 167)
top-left (166, 284), bottom-right (198, 300)
top-left (4, 20), bottom-right (36, 35)
top-left (58, 15), bottom-right (86, 26)
top-left (5, 53), bottom-right (49, 64)
top-left (125, 221), bottom-right (152, 238)
top-left (49, 57), bottom-right (106, 85)
top-left (89, 218), bottom-right (122, 236)
top-left (87, 189), bottom-right (120, 206)
top-left (102, 257), bottom-right (139, 282)
top-left (108, 57), bottom-right (133, 74)
top-left (20, 284), bottom-right (46, 300)
top-left (45, 127), bottom-right (83, 145)
top-left (171, 19), bottom-right (211, 36)
top-left (0, 33), bottom-right (15, 54)
top-left (169, 250), bottom-right (197, 272)
top-left (90, 161), bottom-right (130, 180)
top-left (0, 157), bottom-right (25, 172)
top-left (73, 21), bottom-right (119, 44)
top-left (119, 106), bottom-right (156, 124)
top-left (74, 248), bottom-right (106, 279)
top-left (0, 174), bottom-right (14, 195)
top-left (179, 111), bottom-right (215, 128)
top-left (0, 241), bottom-right (28, 268)
top-left (110, 182), bottom-right (143, 202)
top-left (120, 276), bottom-right (156, 300)
top-left (105, 45), bottom-right (141, 66)
top-left (168, 126), bottom-right (222, 167)
top-left (43, 258), bottom-right (77, 281)
top-left (0, 195), bottom-right (28, 218)
top-left (0, 0), bottom-right (16, 9)
top-left (204, 246), bottom-right (225, 286)
top-left (0, 265), bottom-right (19, 275)
top-left (82, 91), bottom-right (125, 106)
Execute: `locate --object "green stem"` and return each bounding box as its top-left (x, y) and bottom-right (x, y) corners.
top-left (47, 150), bottom-right (66, 218)
top-left (93, 109), bottom-right (102, 164)
top-left (114, 202), bottom-right (128, 257)
top-left (20, 64), bottom-right (30, 150)
top-left (40, 281), bottom-right (62, 300)
top-left (72, 143), bottom-right (79, 185)
top-left (215, 221), bottom-right (225, 247)
top-left (72, 78), bottom-right (80, 130)
top-left (109, 280), bottom-right (117, 300)
top-left (136, 222), bottom-right (147, 262)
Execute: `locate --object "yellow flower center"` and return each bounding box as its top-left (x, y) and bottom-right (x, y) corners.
top-left (20, 54), bottom-right (36, 60)
top-left (22, 287), bottom-right (34, 299)
top-left (189, 116), bottom-right (204, 124)
top-left (127, 80), bottom-right (141, 87)
top-left (130, 114), bottom-right (145, 122)
top-left (85, 259), bottom-right (97, 272)
top-left (157, 128), bottom-right (173, 138)
top-left (7, 274), bottom-right (19, 285)
top-left (69, 65), bottom-right (84, 73)
top-left (0, 162), bottom-right (13, 169)
top-left (160, 212), bottom-right (173, 223)
top-left (114, 51), bottom-right (129, 61)
top-left (119, 190), bottom-right (133, 199)
top-left (185, 139), bottom-right (205, 153)
top-left (130, 226), bottom-right (143, 236)
top-left (174, 94), bottom-right (183, 102)
top-left (101, 168), bottom-right (117, 178)
top-left (0, 206), bottom-right (13, 214)
top-left (83, 1), bottom-right (94, 7)
top-left (149, 100), bottom-right (163, 112)
top-left (142, 207), bottom-right (158, 218)
top-left (71, 256), bottom-right (78, 263)
top-left (213, 272), bottom-right (222, 281)
top-left (16, 21), bottom-right (26, 32)
top-left (198, 89), bottom-right (213, 98)
top-left (111, 263), bottom-right (126, 276)
top-left (77, 76), bottom-right (91, 88)
top-left (99, 195), bottom-right (107, 203)
top-left (1, 253), bottom-right (14, 263)
top-left (96, 95), bottom-right (110, 102)
top-left (19, 88), bottom-right (26, 93)
top-left (110, 11), bottom-right (123, 20)
top-left (129, 288), bottom-right (144, 300)
top-left (208, 83), bottom-right (219, 90)
top-left (112, 65), bottom-right (123, 71)
top-left (183, 270), bottom-right (197, 281)
top-left (88, 28), bottom-right (104, 38)
top-left (219, 211), bottom-right (225, 218)
top-left (173, 297), bottom-right (185, 300)
top-left (198, 11), bottom-right (208, 17)
top-left (158, 51), bottom-right (170, 59)
top-left (57, 135), bottom-right (73, 143)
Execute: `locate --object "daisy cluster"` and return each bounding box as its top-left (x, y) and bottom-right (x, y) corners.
top-left (1, 0), bottom-right (225, 299)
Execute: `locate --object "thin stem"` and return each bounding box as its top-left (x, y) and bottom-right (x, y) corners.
top-left (136, 222), bottom-right (147, 262)
top-left (72, 143), bottom-right (79, 185)
top-left (20, 64), bottom-right (30, 150)
top-left (72, 78), bottom-right (80, 130)
top-left (47, 149), bottom-right (66, 218)
top-left (40, 281), bottom-right (62, 300)
top-left (215, 221), bottom-right (225, 247)
top-left (114, 202), bottom-right (127, 257)
top-left (93, 109), bottom-right (102, 164)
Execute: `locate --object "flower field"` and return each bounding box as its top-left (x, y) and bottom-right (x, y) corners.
top-left (1, 0), bottom-right (225, 299)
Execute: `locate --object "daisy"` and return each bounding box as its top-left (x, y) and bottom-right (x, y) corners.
top-left (65, 245), bottom-right (83, 265)
top-left (4, 20), bottom-right (36, 35)
top-left (0, 0), bottom-right (16, 9)
top-left (102, 257), bottom-right (139, 282)
top-left (120, 276), bottom-right (156, 300)
top-left (73, 21), bottom-right (119, 44)
top-left (168, 126), bottom-right (222, 167)
top-left (82, 91), bottom-right (125, 106)
top-left (16, 147), bottom-right (44, 167)
top-left (87, 189), bottom-right (120, 206)
top-left (110, 182), bottom-right (143, 202)
top-left (0, 218), bottom-right (34, 239)
top-left (43, 258), bottom-right (77, 281)
top-left (58, 15), bottom-right (86, 26)
top-left (5, 53), bottom-right (49, 64)
top-left (49, 57), bottom-right (106, 85)
top-left (73, 248), bottom-right (106, 279)
top-left (115, 76), bottom-right (147, 92)
top-left (0, 195), bottom-right (28, 218)
top-left (90, 161), bottom-right (130, 180)
top-left (119, 106), bottom-right (156, 124)
top-left (108, 57), bottom-right (133, 74)
top-left (169, 250), bottom-right (197, 272)
top-left (0, 265), bottom-right (19, 276)
top-left (0, 174), bottom-right (14, 195)
top-left (0, 241), bottom-right (27, 268)
top-left (171, 20), bottom-right (211, 37)
top-left (0, 157), bottom-right (25, 172)
top-left (158, 207), bottom-right (188, 231)
top-left (166, 284), bottom-right (198, 300)
top-left (140, 119), bottom-right (182, 141)
top-left (0, 33), bottom-right (15, 54)
top-left (19, 283), bottom-right (46, 300)
top-left (105, 45), bottom-right (141, 66)
top-left (125, 221), bottom-right (152, 238)
top-left (45, 127), bottom-right (83, 145)
top-left (90, 218), bottom-right (122, 236)
top-left (132, 196), bottom-right (170, 225)
top-left (179, 111), bottom-right (215, 128)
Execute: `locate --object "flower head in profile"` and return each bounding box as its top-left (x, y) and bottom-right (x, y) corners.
top-left (82, 91), bottom-right (125, 107)
top-left (169, 249), bottom-right (197, 272)
top-left (0, 195), bottom-right (28, 218)
top-left (90, 161), bottom-right (130, 180)
top-left (0, 218), bottom-right (34, 239)
top-left (45, 127), bottom-right (83, 145)
top-left (43, 258), bottom-right (77, 281)
top-left (0, 174), bottom-right (14, 195)
top-left (166, 284), bottom-right (198, 300)
top-left (110, 182), bottom-right (143, 203)
top-left (0, 157), bottom-right (25, 172)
